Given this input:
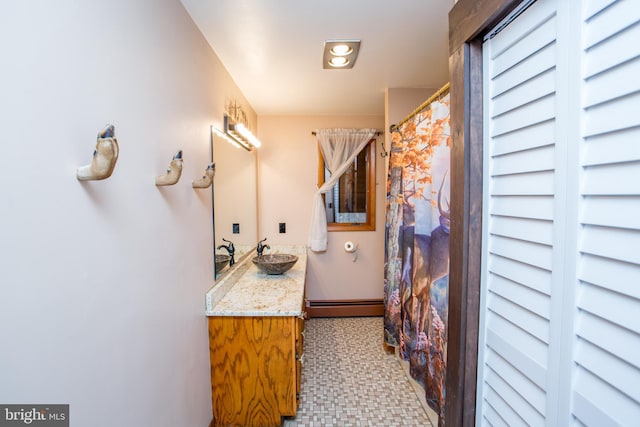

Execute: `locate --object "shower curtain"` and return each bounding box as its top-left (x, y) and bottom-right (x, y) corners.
top-left (384, 90), bottom-right (450, 422)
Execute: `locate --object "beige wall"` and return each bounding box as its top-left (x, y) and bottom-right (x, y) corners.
top-left (386, 87), bottom-right (439, 131)
top-left (0, 1), bottom-right (254, 425)
top-left (257, 116), bottom-right (385, 301)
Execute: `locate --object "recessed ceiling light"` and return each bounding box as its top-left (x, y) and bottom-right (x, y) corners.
top-left (323, 40), bottom-right (360, 69)
top-left (329, 57), bottom-right (350, 67)
top-left (330, 44), bottom-right (353, 56)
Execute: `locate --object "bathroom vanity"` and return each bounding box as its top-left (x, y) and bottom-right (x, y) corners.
top-left (205, 247), bottom-right (307, 427)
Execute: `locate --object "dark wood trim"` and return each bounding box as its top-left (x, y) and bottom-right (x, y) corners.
top-left (446, 43), bottom-right (472, 427)
top-left (446, 1), bottom-right (522, 426)
top-left (449, 0), bottom-right (522, 54)
top-left (464, 38), bottom-right (485, 427)
top-left (317, 139), bottom-right (376, 232)
top-left (306, 299), bottom-right (384, 318)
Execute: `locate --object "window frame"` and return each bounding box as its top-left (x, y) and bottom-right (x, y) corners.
top-left (317, 139), bottom-right (376, 232)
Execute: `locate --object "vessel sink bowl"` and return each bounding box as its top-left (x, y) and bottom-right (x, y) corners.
top-left (252, 254), bottom-right (298, 275)
top-left (215, 254), bottom-right (231, 272)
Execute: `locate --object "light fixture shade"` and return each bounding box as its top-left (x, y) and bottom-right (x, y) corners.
top-left (223, 115), bottom-right (261, 150)
top-left (323, 39), bottom-right (360, 69)
top-left (212, 126), bottom-right (247, 150)
top-left (232, 123), bottom-right (262, 148)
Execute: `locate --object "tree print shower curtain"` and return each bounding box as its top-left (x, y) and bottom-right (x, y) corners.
top-left (384, 90), bottom-right (450, 423)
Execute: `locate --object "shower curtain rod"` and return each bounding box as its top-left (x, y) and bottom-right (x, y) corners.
top-left (311, 130), bottom-right (382, 136)
top-left (389, 82), bottom-right (450, 133)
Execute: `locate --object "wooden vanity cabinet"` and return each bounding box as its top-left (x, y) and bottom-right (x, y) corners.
top-left (295, 315), bottom-right (304, 407)
top-left (208, 312), bottom-right (305, 427)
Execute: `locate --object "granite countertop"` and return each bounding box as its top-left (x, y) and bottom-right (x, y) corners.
top-left (205, 245), bottom-right (307, 317)
top-left (214, 244), bottom-right (254, 277)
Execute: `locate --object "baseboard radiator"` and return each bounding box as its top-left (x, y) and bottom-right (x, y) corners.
top-left (306, 299), bottom-right (384, 318)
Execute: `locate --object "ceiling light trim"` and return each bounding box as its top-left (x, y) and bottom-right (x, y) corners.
top-left (323, 39), bottom-right (360, 69)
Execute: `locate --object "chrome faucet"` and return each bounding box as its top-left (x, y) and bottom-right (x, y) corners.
top-left (217, 238), bottom-right (235, 266)
top-left (256, 238), bottom-right (270, 257)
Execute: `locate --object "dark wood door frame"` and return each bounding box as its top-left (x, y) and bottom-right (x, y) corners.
top-left (445, 0), bottom-right (522, 426)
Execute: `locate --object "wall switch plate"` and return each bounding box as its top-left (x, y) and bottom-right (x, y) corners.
top-left (279, 223), bottom-right (286, 233)
top-left (232, 223), bottom-right (240, 234)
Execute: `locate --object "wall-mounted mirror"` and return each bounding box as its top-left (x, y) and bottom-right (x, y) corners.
top-left (211, 128), bottom-right (258, 279)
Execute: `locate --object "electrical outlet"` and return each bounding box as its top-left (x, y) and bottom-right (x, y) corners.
top-left (279, 223), bottom-right (286, 233)
top-left (232, 223), bottom-right (240, 234)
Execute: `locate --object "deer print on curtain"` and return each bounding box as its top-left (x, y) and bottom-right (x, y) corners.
top-left (384, 89), bottom-right (450, 423)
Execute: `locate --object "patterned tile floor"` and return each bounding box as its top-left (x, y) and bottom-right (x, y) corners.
top-left (283, 317), bottom-right (434, 427)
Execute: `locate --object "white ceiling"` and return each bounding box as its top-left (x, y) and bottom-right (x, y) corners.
top-left (179, 0), bottom-right (454, 116)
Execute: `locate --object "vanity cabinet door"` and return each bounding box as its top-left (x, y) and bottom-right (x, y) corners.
top-left (208, 316), bottom-right (297, 427)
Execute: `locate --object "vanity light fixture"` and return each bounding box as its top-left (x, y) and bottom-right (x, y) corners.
top-left (224, 115), bottom-right (261, 150)
top-left (212, 126), bottom-right (249, 151)
top-left (323, 39), bottom-right (360, 69)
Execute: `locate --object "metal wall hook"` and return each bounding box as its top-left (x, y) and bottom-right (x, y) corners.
top-left (380, 139), bottom-right (388, 158)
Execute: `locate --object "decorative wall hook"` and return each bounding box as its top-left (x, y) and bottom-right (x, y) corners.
top-left (380, 139), bottom-right (388, 158)
top-left (77, 124), bottom-right (119, 181)
top-left (192, 162), bottom-right (215, 188)
top-left (155, 150), bottom-right (183, 186)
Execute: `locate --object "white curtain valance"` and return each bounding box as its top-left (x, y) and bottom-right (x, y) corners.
top-left (308, 128), bottom-right (378, 252)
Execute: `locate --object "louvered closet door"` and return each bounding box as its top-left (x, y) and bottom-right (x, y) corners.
top-left (478, 1), bottom-right (560, 425)
top-left (571, 1), bottom-right (640, 424)
top-left (478, 0), bottom-right (640, 425)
